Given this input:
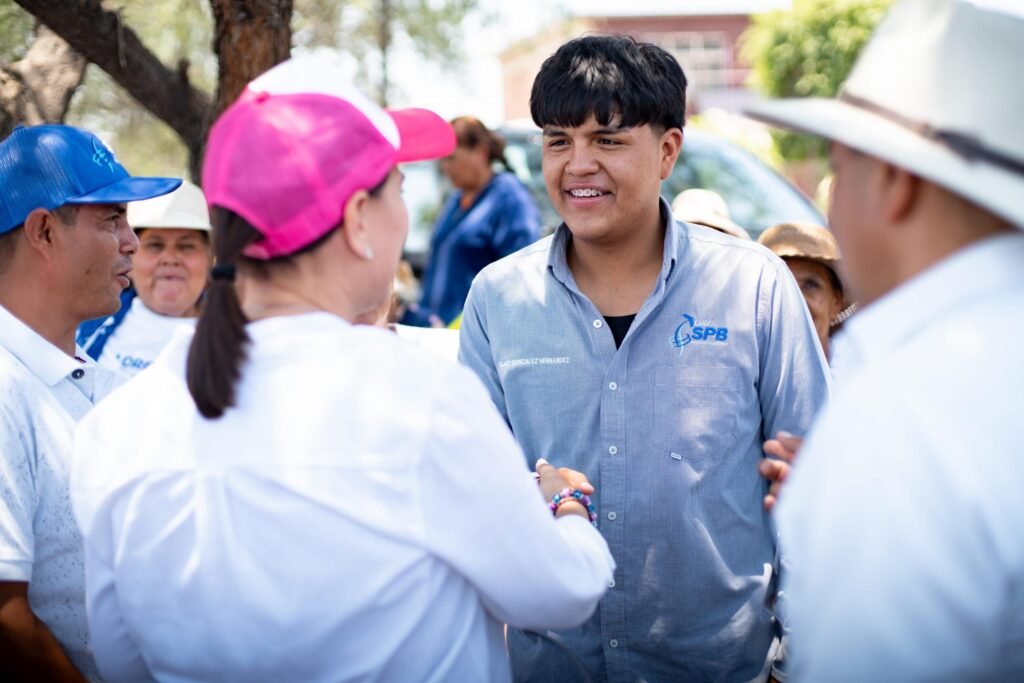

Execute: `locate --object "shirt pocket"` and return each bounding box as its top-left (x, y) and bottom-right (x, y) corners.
top-left (653, 365), bottom-right (741, 464)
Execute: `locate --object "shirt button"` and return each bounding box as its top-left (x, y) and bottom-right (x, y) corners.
top-left (71, 369), bottom-right (85, 380)
top-left (592, 319), bottom-right (603, 329)
top-left (608, 445), bottom-right (618, 455)
top-left (608, 381), bottom-right (617, 391)
top-left (609, 639), bottom-right (619, 648)
top-left (607, 511), bottom-right (617, 521)
top-left (608, 579), bottom-right (616, 588)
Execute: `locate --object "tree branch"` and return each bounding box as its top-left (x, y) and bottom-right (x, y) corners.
top-left (12, 0), bottom-right (210, 166)
top-left (209, 0), bottom-right (292, 122)
top-left (0, 24), bottom-right (86, 139)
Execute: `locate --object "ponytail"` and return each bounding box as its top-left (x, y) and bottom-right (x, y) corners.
top-left (186, 209), bottom-right (262, 419)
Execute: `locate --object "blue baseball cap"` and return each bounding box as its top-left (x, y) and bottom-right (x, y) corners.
top-left (0, 124), bottom-right (182, 235)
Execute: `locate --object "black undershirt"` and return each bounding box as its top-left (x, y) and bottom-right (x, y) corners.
top-left (604, 314), bottom-right (637, 349)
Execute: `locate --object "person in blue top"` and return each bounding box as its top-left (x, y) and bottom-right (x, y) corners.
top-left (402, 117), bottom-right (540, 327)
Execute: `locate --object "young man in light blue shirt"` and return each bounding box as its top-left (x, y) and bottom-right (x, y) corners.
top-left (459, 36), bottom-right (830, 682)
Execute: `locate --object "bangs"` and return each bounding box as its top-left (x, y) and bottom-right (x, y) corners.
top-left (530, 35), bottom-right (687, 132)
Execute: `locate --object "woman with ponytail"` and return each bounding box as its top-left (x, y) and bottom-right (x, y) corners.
top-left (68, 55), bottom-right (613, 683)
top-left (402, 116), bottom-right (542, 327)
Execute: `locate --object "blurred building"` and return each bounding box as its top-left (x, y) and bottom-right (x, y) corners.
top-left (500, 2), bottom-right (790, 123)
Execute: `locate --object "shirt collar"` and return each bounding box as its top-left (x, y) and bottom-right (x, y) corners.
top-left (835, 231), bottom-right (1024, 369)
top-left (547, 198), bottom-right (681, 290)
top-left (0, 304), bottom-right (88, 387)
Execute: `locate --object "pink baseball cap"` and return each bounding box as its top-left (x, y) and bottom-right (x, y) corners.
top-left (202, 55), bottom-right (456, 260)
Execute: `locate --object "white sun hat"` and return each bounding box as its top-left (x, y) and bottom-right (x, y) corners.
top-left (671, 188), bottom-right (751, 240)
top-left (746, 0), bottom-right (1024, 229)
top-left (127, 179), bottom-right (212, 232)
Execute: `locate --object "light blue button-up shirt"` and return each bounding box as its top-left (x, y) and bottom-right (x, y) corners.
top-left (459, 201), bottom-right (831, 682)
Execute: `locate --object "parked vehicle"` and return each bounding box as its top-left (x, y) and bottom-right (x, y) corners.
top-left (402, 127), bottom-right (824, 270)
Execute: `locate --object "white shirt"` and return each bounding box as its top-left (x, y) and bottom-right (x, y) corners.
top-left (0, 304), bottom-right (121, 681)
top-left (391, 323), bottom-right (460, 362)
top-left (71, 312), bottom-right (614, 683)
top-left (777, 233), bottom-right (1024, 681)
top-left (97, 297), bottom-right (196, 377)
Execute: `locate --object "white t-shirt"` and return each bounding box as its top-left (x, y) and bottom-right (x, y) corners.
top-left (72, 312), bottom-right (614, 683)
top-left (0, 304), bottom-right (122, 682)
top-left (778, 233), bottom-right (1024, 681)
top-left (97, 297), bottom-right (196, 377)
top-left (391, 323), bottom-right (460, 362)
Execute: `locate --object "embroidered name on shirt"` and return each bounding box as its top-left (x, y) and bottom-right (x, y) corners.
top-left (117, 355), bottom-right (152, 371)
top-left (672, 313), bottom-right (729, 354)
top-left (498, 356), bottom-right (571, 369)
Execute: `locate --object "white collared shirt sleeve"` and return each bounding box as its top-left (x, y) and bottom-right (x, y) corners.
top-left (80, 530), bottom-right (155, 682)
top-left (417, 363), bottom-right (615, 631)
top-left (757, 258), bottom-right (832, 440)
top-left (457, 283), bottom-right (510, 425)
top-left (778, 372), bottom-right (1024, 680)
top-left (0, 405), bottom-right (35, 581)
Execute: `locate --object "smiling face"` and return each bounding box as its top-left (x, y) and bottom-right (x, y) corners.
top-left (542, 115), bottom-right (681, 246)
top-left (132, 228), bottom-right (212, 317)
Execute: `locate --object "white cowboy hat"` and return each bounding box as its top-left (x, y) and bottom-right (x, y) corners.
top-left (671, 188), bottom-right (751, 240)
top-left (128, 179), bottom-right (212, 232)
top-left (746, 0), bottom-right (1024, 229)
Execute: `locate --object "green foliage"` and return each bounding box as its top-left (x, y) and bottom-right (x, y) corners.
top-left (0, 0), bottom-right (34, 63)
top-left (53, 0), bottom-right (479, 178)
top-left (741, 0), bottom-right (893, 160)
top-left (66, 0), bottom-right (214, 178)
top-left (398, 0), bottom-right (478, 62)
top-left (322, 0), bottom-right (481, 104)
top-left (68, 66), bottom-right (192, 178)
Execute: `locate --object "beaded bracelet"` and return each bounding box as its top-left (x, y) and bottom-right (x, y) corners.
top-left (548, 487), bottom-right (598, 527)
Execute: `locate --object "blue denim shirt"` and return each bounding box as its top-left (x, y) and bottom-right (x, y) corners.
top-left (459, 201), bottom-right (830, 683)
top-left (404, 172), bottom-right (540, 326)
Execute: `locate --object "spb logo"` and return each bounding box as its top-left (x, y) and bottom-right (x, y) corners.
top-left (672, 313), bottom-right (728, 355)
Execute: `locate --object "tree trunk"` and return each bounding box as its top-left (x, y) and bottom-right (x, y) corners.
top-left (209, 0), bottom-right (293, 121)
top-left (0, 24), bottom-right (86, 139)
top-left (12, 0), bottom-right (210, 175)
top-left (378, 0), bottom-right (392, 106)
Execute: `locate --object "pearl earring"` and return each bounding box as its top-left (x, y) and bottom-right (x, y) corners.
top-left (364, 246), bottom-right (375, 260)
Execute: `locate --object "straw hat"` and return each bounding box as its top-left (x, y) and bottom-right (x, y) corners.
top-left (757, 221), bottom-right (839, 264)
top-left (758, 221), bottom-right (855, 329)
top-left (746, 0), bottom-right (1024, 229)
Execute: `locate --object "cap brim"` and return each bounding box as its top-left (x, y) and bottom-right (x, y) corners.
top-left (745, 97), bottom-right (1024, 229)
top-left (388, 108), bottom-right (456, 163)
top-left (69, 177), bottom-right (182, 204)
top-left (680, 213), bottom-right (750, 240)
top-left (771, 246), bottom-right (839, 263)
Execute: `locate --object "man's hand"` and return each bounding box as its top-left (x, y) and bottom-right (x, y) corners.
top-left (0, 582), bottom-right (88, 682)
top-left (760, 432), bottom-right (804, 512)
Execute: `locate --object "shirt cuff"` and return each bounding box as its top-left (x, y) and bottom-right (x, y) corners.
top-left (0, 558), bottom-right (32, 582)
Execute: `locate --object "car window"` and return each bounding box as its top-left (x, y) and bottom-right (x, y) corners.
top-left (499, 127), bottom-right (823, 239)
top-left (403, 127), bottom-right (825, 265)
top-left (664, 133), bottom-right (824, 238)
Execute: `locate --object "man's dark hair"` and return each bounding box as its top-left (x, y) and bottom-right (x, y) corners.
top-left (530, 35), bottom-right (687, 132)
top-left (51, 204), bottom-right (79, 226)
top-left (0, 228), bottom-right (18, 273)
top-left (0, 204), bottom-right (79, 273)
